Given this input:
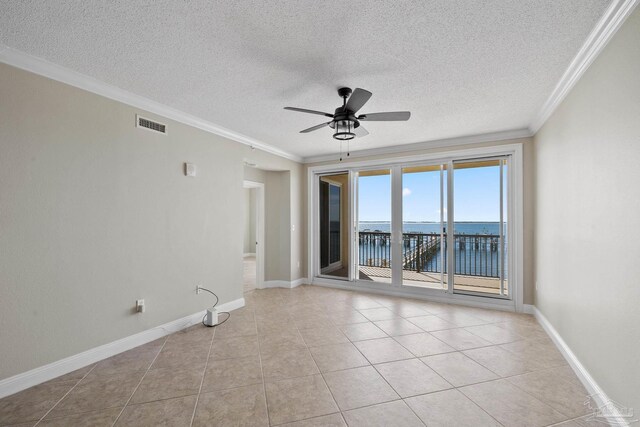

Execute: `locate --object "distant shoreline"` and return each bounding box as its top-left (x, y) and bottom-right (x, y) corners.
top-left (359, 221), bottom-right (500, 224)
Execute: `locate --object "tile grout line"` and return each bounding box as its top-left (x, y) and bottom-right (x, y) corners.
top-left (251, 309), bottom-right (273, 427)
top-left (291, 310), bottom-right (344, 426)
top-left (110, 337), bottom-right (169, 426)
top-left (32, 363), bottom-right (99, 426)
top-left (187, 321), bottom-right (218, 427)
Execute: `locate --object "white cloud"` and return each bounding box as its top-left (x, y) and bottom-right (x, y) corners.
top-left (402, 188), bottom-right (412, 197)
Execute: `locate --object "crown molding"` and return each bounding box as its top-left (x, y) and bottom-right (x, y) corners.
top-left (0, 45), bottom-right (303, 163)
top-left (302, 128), bottom-right (532, 164)
top-left (530, 0), bottom-right (639, 133)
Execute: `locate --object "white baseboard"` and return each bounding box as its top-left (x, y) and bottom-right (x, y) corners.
top-left (261, 278), bottom-right (309, 289)
top-left (533, 307), bottom-right (631, 427)
top-left (0, 297), bottom-right (245, 399)
top-left (522, 304), bottom-right (535, 314)
top-left (243, 253), bottom-right (256, 258)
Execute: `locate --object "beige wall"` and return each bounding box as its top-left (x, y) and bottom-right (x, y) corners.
top-left (0, 63), bottom-right (302, 380)
top-left (306, 137), bottom-right (536, 304)
top-left (533, 8), bottom-right (640, 412)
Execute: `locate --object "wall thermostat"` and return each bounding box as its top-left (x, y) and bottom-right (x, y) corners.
top-left (184, 163), bottom-right (196, 177)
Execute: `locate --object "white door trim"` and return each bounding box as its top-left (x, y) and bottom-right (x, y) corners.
top-left (243, 180), bottom-right (265, 289)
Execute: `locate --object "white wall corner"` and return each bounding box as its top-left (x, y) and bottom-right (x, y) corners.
top-left (0, 297), bottom-right (245, 399)
top-left (533, 307), bottom-right (633, 427)
top-left (529, 0), bottom-right (639, 133)
top-left (522, 304), bottom-right (535, 314)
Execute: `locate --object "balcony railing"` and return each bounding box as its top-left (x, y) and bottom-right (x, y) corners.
top-left (358, 231), bottom-right (504, 278)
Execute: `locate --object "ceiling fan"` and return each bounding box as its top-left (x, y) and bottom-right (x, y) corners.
top-left (284, 87), bottom-right (411, 141)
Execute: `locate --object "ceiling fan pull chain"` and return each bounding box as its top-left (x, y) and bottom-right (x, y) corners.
top-left (339, 140), bottom-right (343, 162)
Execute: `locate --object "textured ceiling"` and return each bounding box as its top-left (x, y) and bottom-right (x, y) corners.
top-left (0, 0), bottom-right (611, 159)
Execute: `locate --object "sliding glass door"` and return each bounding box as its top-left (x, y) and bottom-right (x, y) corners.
top-left (356, 169), bottom-right (392, 283)
top-left (452, 158), bottom-right (508, 296)
top-left (318, 173), bottom-right (350, 279)
top-left (313, 153), bottom-right (513, 301)
top-left (401, 165), bottom-right (448, 290)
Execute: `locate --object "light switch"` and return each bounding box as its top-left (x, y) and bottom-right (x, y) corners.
top-left (185, 163), bottom-right (196, 177)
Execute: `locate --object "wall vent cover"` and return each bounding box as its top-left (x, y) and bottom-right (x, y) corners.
top-left (136, 115), bottom-right (167, 134)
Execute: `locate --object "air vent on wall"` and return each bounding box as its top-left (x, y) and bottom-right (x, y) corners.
top-left (136, 115), bottom-right (167, 134)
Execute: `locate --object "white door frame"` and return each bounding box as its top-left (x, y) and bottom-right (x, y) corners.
top-left (307, 143), bottom-right (524, 312)
top-left (243, 180), bottom-right (265, 289)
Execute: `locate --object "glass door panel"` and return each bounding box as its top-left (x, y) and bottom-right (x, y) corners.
top-left (318, 173), bottom-right (350, 279)
top-left (357, 169), bottom-right (392, 283)
top-left (452, 158), bottom-right (508, 296)
top-left (401, 165), bottom-right (448, 289)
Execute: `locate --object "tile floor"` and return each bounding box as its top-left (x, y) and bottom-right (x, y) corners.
top-left (0, 286), bottom-right (604, 426)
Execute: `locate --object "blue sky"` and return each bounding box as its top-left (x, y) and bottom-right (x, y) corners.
top-left (358, 166), bottom-right (502, 222)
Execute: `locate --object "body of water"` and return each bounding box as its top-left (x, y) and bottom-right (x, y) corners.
top-left (357, 222), bottom-right (506, 277)
top-left (359, 221), bottom-right (502, 235)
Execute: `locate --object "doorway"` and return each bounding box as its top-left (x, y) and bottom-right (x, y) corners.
top-left (243, 180), bottom-right (265, 291)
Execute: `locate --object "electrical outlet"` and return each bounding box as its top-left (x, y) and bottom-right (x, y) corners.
top-left (196, 285), bottom-right (201, 294)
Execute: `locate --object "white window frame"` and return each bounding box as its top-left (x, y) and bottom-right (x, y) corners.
top-left (307, 143), bottom-right (524, 312)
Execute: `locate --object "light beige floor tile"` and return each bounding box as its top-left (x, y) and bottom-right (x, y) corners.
top-left (430, 328), bottom-right (493, 350)
top-left (339, 322), bottom-right (387, 341)
top-left (353, 338), bottom-right (414, 364)
top-left (201, 355), bottom-right (262, 392)
top-left (393, 332), bottom-right (456, 357)
top-left (49, 372), bottom-right (144, 418)
top-left (323, 366), bottom-right (399, 411)
top-left (342, 400), bottom-right (425, 427)
top-left (405, 389), bottom-right (500, 427)
top-left (435, 312), bottom-right (488, 327)
top-left (115, 395), bottom-right (196, 426)
top-left (464, 324), bottom-right (525, 344)
top-left (259, 330), bottom-right (307, 355)
top-left (500, 338), bottom-right (568, 368)
top-left (294, 314), bottom-right (334, 330)
top-left (388, 304), bottom-right (432, 318)
top-left (349, 297), bottom-right (383, 310)
top-left (421, 352), bottom-right (498, 387)
top-left (299, 327), bottom-right (349, 347)
top-left (406, 315), bottom-right (456, 332)
top-left (278, 413), bottom-right (346, 426)
top-left (261, 347), bottom-right (319, 381)
top-left (374, 358), bottom-right (452, 397)
top-left (150, 346), bottom-right (208, 371)
top-left (265, 375), bottom-right (338, 425)
top-left (463, 345), bottom-right (544, 377)
top-left (373, 319), bottom-right (424, 336)
top-left (0, 381), bottom-right (77, 425)
top-left (209, 335), bottom-right (259, 360)
top-left (507, 370), bottom-right (591, 418)
top-left (308, 342), bottom-right (370, 372)
top-left (38, 408), bottom-right (120, 426)
top-left (130, 366), bottom-right (202, 404)
top-left (460, 379), bottom-right (569, 426)
top-left (330, 310), bottom-right (369, 325)
top-left (193, 384), bottom-right (268, 427)
top-left (212, 318), bottom-right (257, 339)
top-left (358, 307), bottom-right (399, 321)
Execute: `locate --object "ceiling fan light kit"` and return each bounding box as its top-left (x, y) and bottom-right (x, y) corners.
top-left (284, 87), bottom-right (411, 143)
